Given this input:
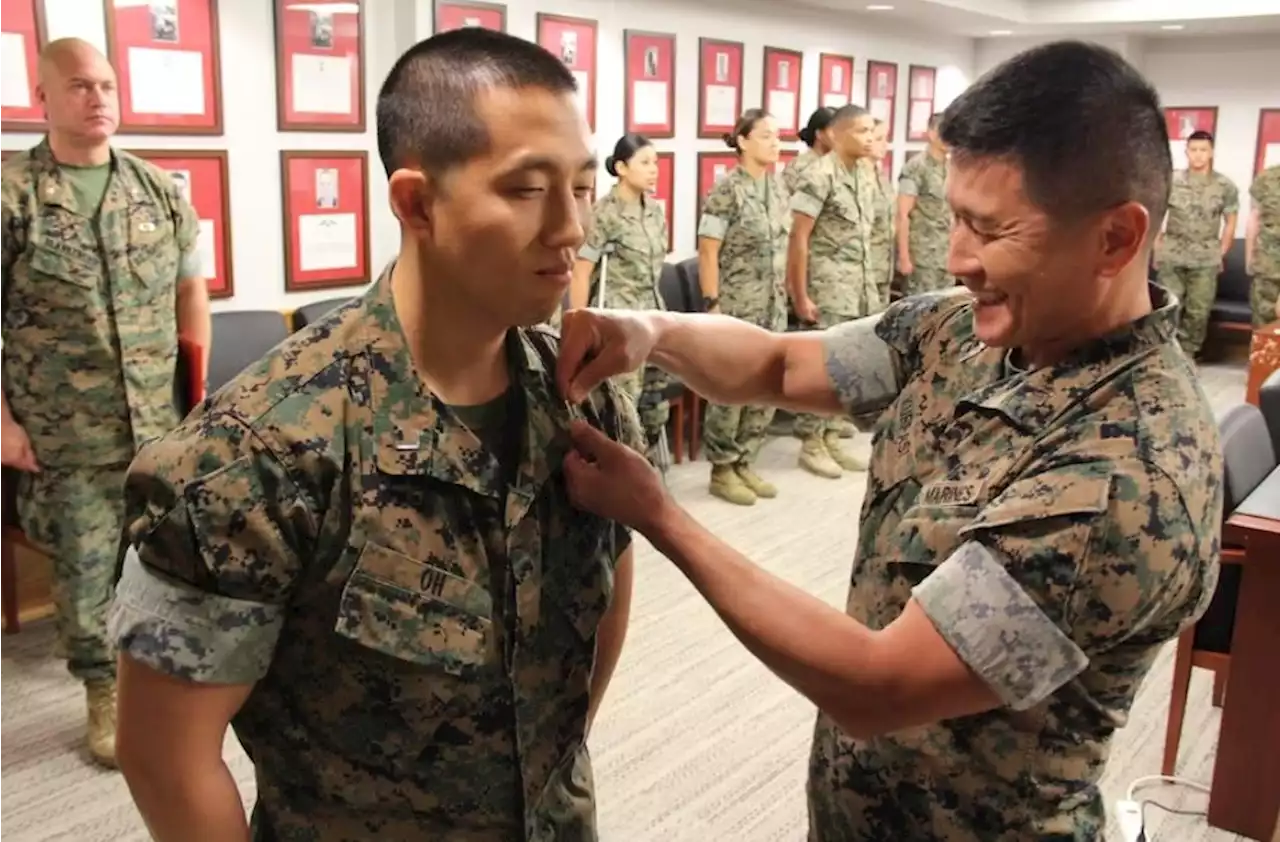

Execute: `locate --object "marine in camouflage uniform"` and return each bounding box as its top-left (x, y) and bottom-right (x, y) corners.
top-left (697, 164), bottom-right (791, 505)
top-left (577, 186), bottom-right (671, 455)
top-left (862, 157), bottom-right (895, 308)
top-left (110, 266), bottom-right (644, 841)
top-left (896, 150), bottom-right (952, 295)
top-left (789, 151), bottom-right (879, 478)
top-left (1248, 165), bottom-right (1280, 325)
top-left (807, 285), bottom-right (1221, 840)
top-left (1157, 168), bottom-right (1239, 356)
top-left (782, 148), bottom-right (823, 197)
top-left (1, 138), bottom-right (200, 764)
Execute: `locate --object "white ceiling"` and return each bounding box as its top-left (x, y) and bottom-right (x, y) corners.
top-left (793, 0), bottom-right (1280, 38)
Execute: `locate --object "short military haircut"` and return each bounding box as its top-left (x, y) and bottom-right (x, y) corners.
top-left (939, 40), bottom-right (1171, 228)
top-left (376, 28), bottom-right (577, 178)
top-left (1187, 130), bottom-right (1214, 145)
top-left (928, 112), bottom-right (943, 130)
top-left (831, 104), bottom-right (869, 127)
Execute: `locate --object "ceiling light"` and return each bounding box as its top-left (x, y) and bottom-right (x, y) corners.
top-left (866, 4), bottom-right (894, 9)
top-left (989, 29), bottom-right (1012, 36)
top-left (1161, 24), bottom-right (1185, 30)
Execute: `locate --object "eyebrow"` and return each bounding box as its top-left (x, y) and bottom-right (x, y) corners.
top-left (503, 154), bottom-right (598, 176)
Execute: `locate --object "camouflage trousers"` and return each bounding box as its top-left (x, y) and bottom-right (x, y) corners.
top-left (614, 365), bottom-right (672, 448)
top-left (871, 248), bottom-right (894, 311)
top-left (704, 404), bottom-right (776, 465)
top-left (904, 266), bottom-right (953, 297)
top-left (1159, 265), bottom-right (1219, 357)
top-left (1253, 275), bottom-right (1280, 327)
top-left (16, 463), bottom-right (129, 682)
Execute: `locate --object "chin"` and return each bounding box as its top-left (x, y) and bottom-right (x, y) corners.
top-left (971, 304), bottom-right (1016, 348)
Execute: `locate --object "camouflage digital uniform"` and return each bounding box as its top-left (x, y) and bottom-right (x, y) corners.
top-left (862, 158), bottom-right (895, 308)
top-left (577, 186), bottom-right (670, 447)
top-left (1249, 165), bottom-right (1280, 325)
top-left (782, 148), bottom-right (823, 197)
top-left (697, 165), bottom-right (791, 473)
top-left (896, 151), bottom-right (952, 295)
top-left (109, 267), bottom-right (644, 841)
top-left (1157, 169), bottom-right (1239, 356)
top-left (807, 286), bottom-right (1222, 841)
top-left (1, 139), bottom-right (197, 682)
top-left (789, 152), bottom-right (879, 451)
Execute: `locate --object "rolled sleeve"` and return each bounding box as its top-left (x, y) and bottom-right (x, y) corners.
top-left (822, 314), bottom-right (902, 418)
top-left (790, 190), bottom-right (824, 219)
top-left (897, 175), bottom-right (920, 197)
top-left (697, 213), bottom-right (729, 240)
top-left (1224, 181), bottom-right (1240, 215)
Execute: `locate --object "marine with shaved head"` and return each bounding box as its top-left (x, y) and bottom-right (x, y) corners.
top-left (1, 38), bottom-right (211, 768)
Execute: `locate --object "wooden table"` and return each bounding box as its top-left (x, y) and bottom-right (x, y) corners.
top-left (1212, 467), bottom-right (1280, 839)
top-left (1246, 321), bottom-right (1280, 406)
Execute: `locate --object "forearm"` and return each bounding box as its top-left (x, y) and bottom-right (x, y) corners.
top-left (647, 311), bottom-right (789, 406)
top-left (697, 245), bottom-right (721, 300)
top-left (122, 756), bottom-right (250, 842)
top-left (176, 278), bottom-right (212, 379)
top-left (895, 216), bottom-right (911, 263)
top-left (786, 240), bottom-right (810, 301)
top-left (1221, 213), bottom-right (1238, 254)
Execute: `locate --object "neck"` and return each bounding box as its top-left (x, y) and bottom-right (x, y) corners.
top-left (836, 149), bottom-right (861, 169)
top-left (1189, 164), bottom-right (1211, 175)
top-left (616, 181), bottom-right (643, 203)
top-left (741, 158), bottom-right (767, 178)
top-left (1021, 271), bottom-right (1152, 368)
top-left (928, 145), bottom-right (947, 161)
top-left (391, 250), bottom-right (511, 406)
top-left (47, 131), bottom-right (110, 166)
top-left (814, 143), bottom-right (829, 156)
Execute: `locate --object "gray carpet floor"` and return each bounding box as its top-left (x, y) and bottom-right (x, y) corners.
top-left (0, 364), bottom-right (1253, 841)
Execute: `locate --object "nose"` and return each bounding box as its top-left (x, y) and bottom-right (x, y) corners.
top-left (542, 188), bottom-right (587, 251)
top-left (947, 223), bottom-right (983, 285)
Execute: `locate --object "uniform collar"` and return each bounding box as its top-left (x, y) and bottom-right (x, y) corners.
top-left (607, 184), bottom-right (651, 221)
top-left (29, 138), bottom-right (149, 218)
top-left (359, 264), bottom-right (572, 519)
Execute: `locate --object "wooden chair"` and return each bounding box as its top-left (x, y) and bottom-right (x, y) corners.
top-left (1162, 402), bottom-right (1277, 775)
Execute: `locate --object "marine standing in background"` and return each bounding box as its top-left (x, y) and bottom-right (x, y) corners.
top-left (896, 113), bottom-right (952, 295)
top-left (786, 104), bottom-right (878, 479)
top-left (1156, 130), bottom-right (1238, 358)
top-left (696, 110), bottom-right (791, 506)
top-left (864, 118), bottom-right (896, 307)
top-left (570, 132), bottom-right (672, 464)
top-left (1246, 164), bottom-right (1280, 324)
top-left (783, 107), bottom-right (838, 195)
top-left (0, 38), bottom-right (211, 768)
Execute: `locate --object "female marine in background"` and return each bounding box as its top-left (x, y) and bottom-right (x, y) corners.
top-left (865, 118), bottom-right (896, 308)
top-left (782, 106), bottom-right (837, 195)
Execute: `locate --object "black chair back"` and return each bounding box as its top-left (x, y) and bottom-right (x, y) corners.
top-left (1217, 239), bottom-right (1249, 305)
top-left (208, 311), bottom-right (292, 394)
top-left (293, 297), bottom-right (353, 331)
top-left (674, 258), bottom-right (702, 312)
top-left (658, 262), bottom-right (688, 312)
top-left (1260, 369), bottom-right (1280, 460)
top-left (1219, 402), bottom-right (1277, 511)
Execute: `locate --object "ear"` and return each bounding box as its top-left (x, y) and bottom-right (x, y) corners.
top-left (387, 168), bottom-right (432, 234)
top-left (1097, 201), bottom-right (1148, 279)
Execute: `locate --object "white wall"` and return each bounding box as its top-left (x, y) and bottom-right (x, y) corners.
top-left (2, 0), bottom-right (972, 312)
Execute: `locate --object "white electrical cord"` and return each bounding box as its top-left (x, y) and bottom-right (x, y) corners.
top-left (1117, 774), bottom-right (1212, 842)
top-left (1125, 774), bottom-right (1211, 802)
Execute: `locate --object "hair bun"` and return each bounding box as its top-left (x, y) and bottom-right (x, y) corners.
top-left (604, 155), bottom-right (617, 177)
top-left (797, 127), bottom-right (814, 146)
top-left (722, 132), bottom-right (737, 150)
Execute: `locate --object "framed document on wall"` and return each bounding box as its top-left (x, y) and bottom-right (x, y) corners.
top-left (129, 148), bottom-right (234, 299)
top-left (623, 29), bottom-right (675, 139)
top-left (817, 53), bottom-right (853, 110)
top-left (273, 0), bottom-right (365, 132)
top-left (906, 65), bottom-right (936, 142)
top-left (537, 13), bottom-right (597, 133)
top-left (698, 38), bottom-right (743, 140)
top-left (763, 47), bottom-right (802, 141)
top-left (1257, 109), bottom-right (1280, 175)
top-left (695, 151), bottom-right (737, 220)
top-left (1164, 106), bottom-right (1218, 169)
top-left (280, 150), bottom-right (370, 292)
top-left (1, 0), bottom-right (49, 132)
top-left (433, 0), bottom-right (505, 33)
top-left (865, 60), bottom-right (898, 139)
top-left (653, 151), bottom-right (674, 252)
top-left (103, 0), bottom-right (224, 134)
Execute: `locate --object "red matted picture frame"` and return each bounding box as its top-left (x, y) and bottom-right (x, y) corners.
top-left (1, 0), bottom-right (49, 132)
top-left (698, 38), bottom-right (743, 140)
top-left (775, 148), bottom-right (797, 177)
top-left (103, 0), bottom-right (224, 135)
top-left (817, 52), bottom-right (853, 110)
top-left (1165, 106), bottom-right (1218, 170)
top-left (865, 60), bottom-right (898, 139)
top-left (537, 13), bottom-right (597, 133)
top-left (280, 150), bottom-right (370, 292)
top-left (695, 151), bottom-right (738, 221)
top-left (906, 65), bottom-right (936, 142)
top-left (1257, 109), bottom-right (1280, 175)
top-left (653, 151), bottom-right (674, 253)
top-left (273, 0), bottom-right (365, 133)
top-left (433, 0), bottom-right (506, 33)
top-left (623, 30), bottom-right (675, 139)
top-left (763, 47), bottom-right (802, 142)
top-left (129, 148), bottom-right (234, 299)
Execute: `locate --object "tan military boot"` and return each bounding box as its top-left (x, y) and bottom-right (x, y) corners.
top-left (85, 679), bottom-right (118, 769)
top-left (824, 431), bottom-right (866, 472)
top-left (798, 436), bottom-right (843, 479)
top-left (709, 465), bottom-right (757, 506)
top-left (833, 418), bottom-right (857, 439)
top-left (735, 463), bottom-right (777, 498)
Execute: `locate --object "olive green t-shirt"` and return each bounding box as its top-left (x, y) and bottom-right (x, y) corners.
top-left (59, 162), bottom-right (112, 218)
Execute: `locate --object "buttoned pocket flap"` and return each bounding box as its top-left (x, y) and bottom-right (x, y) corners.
top-left (958, 474), bottom-right (1112, 536)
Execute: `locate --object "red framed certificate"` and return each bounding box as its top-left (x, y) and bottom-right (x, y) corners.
top-left (695, 151), bottom-right (737, 220)
top-left (763, 47), bottom-right (802, 142)
top-left (537, 13), bottom-right (596, 133)
top-left (906, 65), bottom-right (936, 142)
top-left (433, 0), bottom-right (505, 33)
top-left (623, 30), bottom-right (675, 139)
top-left (273, 0), bottom-right (364, 132)
top-left (103, 0), bottom-right (224, 134)
top-left (653, 151), bottom-right (674, 252)
top-left (698, 38), bottom-right (743, 140)
top-left (866, 60), bottom-right (898, 139)
top-left (776, 148), bottom-right (797, 177)
top-left (1257, 109), bottom-right (1280, 175)
top-left (1, 0), bottom-right (49, 132)
top-left (1165, 106), bottom-right (1218, 170)
top-left (817, 52), bottom-right (853, 110)
top-left (280, 150), bottom-right (370, 292)
top-left (129, 148), bottom-right (234, 299)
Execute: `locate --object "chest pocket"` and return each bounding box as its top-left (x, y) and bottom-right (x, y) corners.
top-left (125, 202), bottom-right (179, 288)
top-left (334, 541), bottom-right (496, 675)
top-left (893, 501), bottom-right (981, 587)
top-left (28, 208), bottom-right (104, 299)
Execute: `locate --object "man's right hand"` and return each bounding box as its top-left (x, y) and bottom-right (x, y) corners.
top-left (557, 308), bottom-right (659, 404)
top-left (1, 419), bottom-right (40, 473)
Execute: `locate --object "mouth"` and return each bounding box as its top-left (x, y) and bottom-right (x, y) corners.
top-left (537, 264), bottom-right (574, 284)
top-left (973, 291), bottom-right (1008, 307)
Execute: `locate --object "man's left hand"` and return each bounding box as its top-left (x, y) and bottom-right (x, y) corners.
top-left (564, 420), bottom-right (670, 533)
